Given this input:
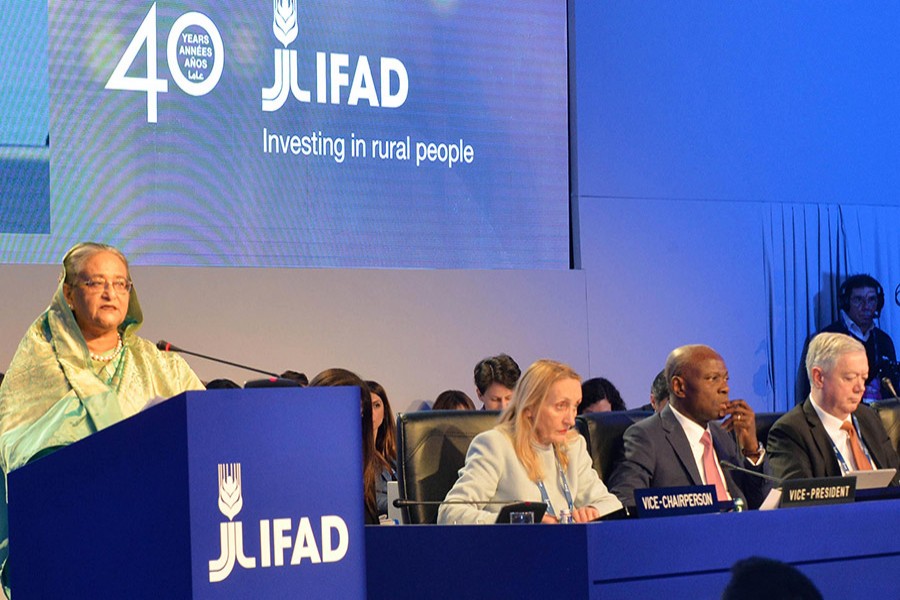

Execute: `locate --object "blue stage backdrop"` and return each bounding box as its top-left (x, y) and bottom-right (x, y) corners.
top-left (0, 0), bottom-right (570, 269)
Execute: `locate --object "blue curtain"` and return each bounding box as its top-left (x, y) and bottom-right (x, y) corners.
top-left (763, 203), bottom-right (900, 411)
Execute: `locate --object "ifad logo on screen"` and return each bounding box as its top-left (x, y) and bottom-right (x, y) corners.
top-left (262, 0), bottom-right (409, 111)
top-left (208, 463), bottom-right (351, 583)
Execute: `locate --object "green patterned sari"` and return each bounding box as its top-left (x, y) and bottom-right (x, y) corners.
top-left (0, 281), bottom-right (204, 595)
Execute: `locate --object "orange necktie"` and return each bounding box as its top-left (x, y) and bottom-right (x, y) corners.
top-left (840, 421), bottom-right (872, 471)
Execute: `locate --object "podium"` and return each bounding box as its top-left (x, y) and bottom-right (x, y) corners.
top-left (8, 388), bottom-right (367, 599)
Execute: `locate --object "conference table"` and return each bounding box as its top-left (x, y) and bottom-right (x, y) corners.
top-left (10, 392), bottom-right (899, 598)
top-left (366, 499), bottom-right (900, 599)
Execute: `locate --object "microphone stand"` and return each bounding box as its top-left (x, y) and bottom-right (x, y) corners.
top-left (719, 460), bottom-right (784, 485)
top-left (156, 340), bottom-right (280, 378)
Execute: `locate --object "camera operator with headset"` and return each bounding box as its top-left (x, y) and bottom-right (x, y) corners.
top-left (797, 274), bottom-right (899, 403)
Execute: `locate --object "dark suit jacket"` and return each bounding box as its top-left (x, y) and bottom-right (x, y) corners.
top-left (608, 405), bottom-right (771, 509)
top-left (767, 398), bottom-right (900, 485)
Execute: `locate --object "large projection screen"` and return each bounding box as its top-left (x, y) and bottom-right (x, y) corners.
top-left (0, 1), bottom-right (570, 270)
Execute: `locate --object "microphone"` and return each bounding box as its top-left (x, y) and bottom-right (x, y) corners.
top-left (719, 460), bottom-right (784, 485)
top-left (156, 340), bottom-right (280, 378)
top-left (882, 377), bottom-right (899, 400)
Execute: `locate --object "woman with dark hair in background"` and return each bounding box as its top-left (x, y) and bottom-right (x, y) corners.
top-left (367, 380), bottom-right (397, 517)
top-left (433, 389), bottom-right (475, 410)
top-left (578, 377), bottom-right (627, 414)
top-left (310, 368), bottom-right (384, 524)
top-left (367, 381), bottom-right (396, 466)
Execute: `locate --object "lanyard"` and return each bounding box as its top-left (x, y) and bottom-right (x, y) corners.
top-left (536, 449), bottom-right (574, 518)
top-left (828, 415), bottom-right (875, 474)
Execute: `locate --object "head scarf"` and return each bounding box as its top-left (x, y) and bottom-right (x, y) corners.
top-left (0, 275), bottom-right (201, 473)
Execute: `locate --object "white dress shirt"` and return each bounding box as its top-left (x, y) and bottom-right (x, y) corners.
top-left (809, 396), bottom-right (868, 472)
top-left (669, 404), bottom-right (731, 499)
top-left (840, 309), bottom-right (872, 341)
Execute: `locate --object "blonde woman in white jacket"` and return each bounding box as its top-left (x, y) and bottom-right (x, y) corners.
top-left (438, 359), bottom-right (622, 524)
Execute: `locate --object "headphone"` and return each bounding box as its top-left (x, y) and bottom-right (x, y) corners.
top-left (838, 274), bottom-right (885, 317)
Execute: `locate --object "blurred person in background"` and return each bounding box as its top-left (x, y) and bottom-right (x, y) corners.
top-left (367, 380), bottom-right (398, 517)
top-left (433, 389), bottom-right (475, 410)
top-left (578, 377), bottom-right (627, 414)
top-left (473, 354), bottom-right (521, 410)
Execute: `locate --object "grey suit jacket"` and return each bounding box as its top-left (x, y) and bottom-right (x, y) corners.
top-left (767, 398), bottom-right (900, 486)
top-left (608, 405), bottom-right (771, 509)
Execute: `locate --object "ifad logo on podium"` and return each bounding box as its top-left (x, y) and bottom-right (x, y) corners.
top-left (208, 463), bottom-right (350, 583)
top-left (262, 0), bottom-right (409, 111)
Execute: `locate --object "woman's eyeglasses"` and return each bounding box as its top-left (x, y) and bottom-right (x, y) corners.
top-left (77, 277), bottom-right (133, 294)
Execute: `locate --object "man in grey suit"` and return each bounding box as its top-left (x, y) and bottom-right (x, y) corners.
top-left (609, 345), bottom-right (770, 509)
top-left (768, 332), bottom-right (899, 484)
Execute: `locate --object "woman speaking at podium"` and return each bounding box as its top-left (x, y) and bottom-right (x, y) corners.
top-left (438, 360), bottom-right (622, 524)
top-left (0, 242), bottom-right (204, 595)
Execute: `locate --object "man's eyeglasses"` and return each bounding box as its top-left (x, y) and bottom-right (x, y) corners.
top-left (77, 277), bottom-right (133, 294)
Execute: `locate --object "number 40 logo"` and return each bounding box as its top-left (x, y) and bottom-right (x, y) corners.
top-left (105, 2), bottom-right (224, 123)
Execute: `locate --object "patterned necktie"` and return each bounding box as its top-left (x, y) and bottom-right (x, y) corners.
top-left (840, 421), bottom-right (872, 471)
top-left (700, 430), bottom-right (730, 501)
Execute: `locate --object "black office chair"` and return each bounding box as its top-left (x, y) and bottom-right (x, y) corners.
top-left (396, 410), bottom-right (500, 524)
top-left (872, 398), bottom-right (900, 456)
top-left (754, 412), bottom-right (783, 449)
top-left (575, 410), bottom-right (652, 484)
